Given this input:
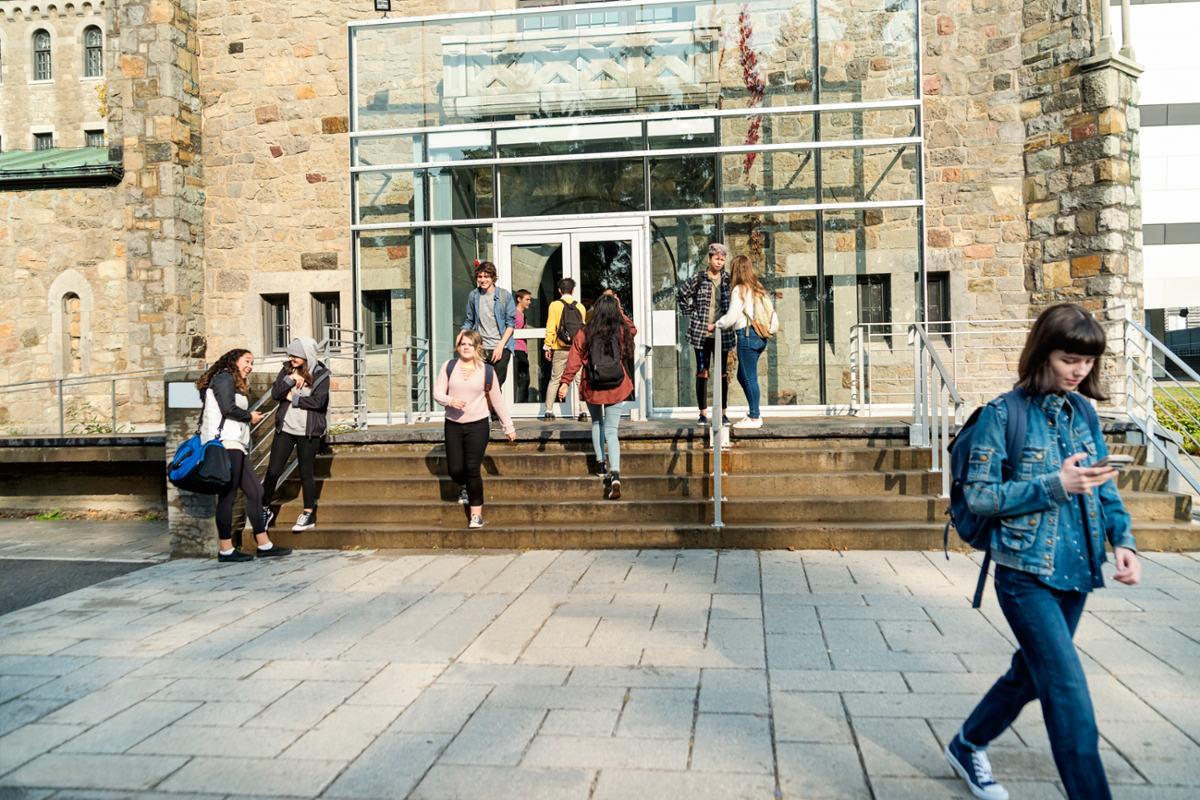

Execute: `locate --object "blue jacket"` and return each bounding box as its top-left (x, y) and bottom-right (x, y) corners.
top-left (964, 391), bottom-right (1136, 580)
top-left (462, 287), bottom-right (517, 352)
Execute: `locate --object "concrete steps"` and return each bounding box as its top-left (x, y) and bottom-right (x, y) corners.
top-left (267, 428), bottom-right (1198, 551)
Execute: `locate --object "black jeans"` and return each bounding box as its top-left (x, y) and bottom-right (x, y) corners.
top-left (961, 565), bottom-right (1109, 800)
top-left (445, 418), bottom-right (491, 507)
top-left (216, 449), bottom-right (265, 541)
top-left (514, 350), bottom-right (530, 403)
top-left (261, 431), bottom-right (322, 510)
top-left (695, 338), bottom-right (730, 414)
top-left (488, 348), bottom-right (511, 387)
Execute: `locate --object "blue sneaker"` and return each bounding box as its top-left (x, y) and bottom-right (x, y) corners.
top-left (945, 735), bottom-right (1008, 800)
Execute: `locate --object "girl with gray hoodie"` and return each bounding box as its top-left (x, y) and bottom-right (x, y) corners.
top-left (261, 337), bottom-right (330, 533)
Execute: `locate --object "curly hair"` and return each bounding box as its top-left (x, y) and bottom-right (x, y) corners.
top-left (195, 349), bottom-right (251, 396)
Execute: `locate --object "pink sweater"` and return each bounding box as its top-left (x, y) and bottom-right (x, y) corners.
top-left (434, 359), bottom-right (515, 434)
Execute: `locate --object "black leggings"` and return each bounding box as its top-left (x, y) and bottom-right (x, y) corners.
top-left (695, 338), bottom-right (730, 413)
top-left (216, 449), bottom-right (265, 541)
top-left (445, 418), bottom-right (491, 507)
top-left (262, 431), bottom-right (322, 509)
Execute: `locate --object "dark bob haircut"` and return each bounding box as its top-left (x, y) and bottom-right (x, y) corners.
top-left (1017, 303), bottom-right (1108, 400)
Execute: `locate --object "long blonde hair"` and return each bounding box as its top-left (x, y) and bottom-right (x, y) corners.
top-left (728, 255), bottom-right (766, 302)
top-left (454, 329), bottom-right (486, 367)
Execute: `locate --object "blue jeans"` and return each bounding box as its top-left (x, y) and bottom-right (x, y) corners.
top-left (587, 402), bottom-right (621, 472)
top-left (961, 565), bottom-right (1109, 800)
top-left (736, 328), bottom-right (766, 419)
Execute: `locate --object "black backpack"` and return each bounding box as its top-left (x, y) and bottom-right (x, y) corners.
top-left (556, 300), bottom-right (585, 347)
top-left (587, 332), bottom-right (626, 391)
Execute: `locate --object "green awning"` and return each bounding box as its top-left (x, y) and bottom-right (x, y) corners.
top-left (0, 147), bottom-right (124, 189)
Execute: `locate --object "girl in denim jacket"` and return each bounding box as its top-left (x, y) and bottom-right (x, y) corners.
top-left (945, 304), bottom-right (1141, 800)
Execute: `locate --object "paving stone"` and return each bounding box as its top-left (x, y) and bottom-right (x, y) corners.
top-left (518, 646), bottom-right (643, 667)
top-left (523, 733), bottom-right (689, 769)
top-left (456, 594), bottom-right (564, 665)
top-left (0, 699), bottom-right (70, 737)
top-left (248, 659), bottom-right (386, 683)
top-left (854, 717), bottom-right (955, 779)
top-left (843, 693), bottom-right (984, 719)
top-left (151, 677), bottom-right (297, 705)
top-left (156, 755), bottom-right (346, 797)
top-left (323, 731), bottom-right (452, 799)
top-left (698, 668), bottom-right (769, 714)
top-left (125, 657), bottom-right (266, 680)
top-left (592, 770), bottom-right (776, 800)
top-left (767, 633), bottom-right (833, 670)
top-left (0, 675), bottom-right (54, 704)
top-left (871, 777), bottom-right (1065, 799)
top-left (0, 637), bottom-right (80, 657)
top-left (20, 658), bottom-right (151, 705)
top-left (769, 670), bottom-right (907, 694)
top-left (0, 722), bottom-right (89, 775)
top-left (244, 680), bottom-right (361, 730)
top-left (690, 713), bottom-right (773, 773)
top-left (170, 699), bottom-right (272, 728)
top-left (0, 655), bottom-right (96, 677)
top-left (387, 683), bottom-right (491, 734)
top-left (614, 688), bottom-right (695, 739)
top-left (3, 754), bottom-right (189, 791)
top-left (411, 764), bottom-right (594, 800)
top-left (436, 664), bottom-right (570, 686)
top-left (483, 685), bottom-right (626, 710)
top-left (128, 723), bottom-right (301, 758)
top-left (539, 708), bottom-right (619, 737)
top-left (641, 646), bottom-right (765, 669)
top-left (565, 666), bottom-right (699, 688)
top-left (344, 662), bottom-right (445, 707)
top-left (1098, 720), bottom-right (1200, 785)
top-left (440, 706), bottom-right (544, 765)
top-left (773, 691), bottom-right (853, 744)
top-left (280, 703), bottom-right (402, 761)
top-left (54, 700), bottom-right (200, 754)
top-left (777, 742), bottom-right (871, 800)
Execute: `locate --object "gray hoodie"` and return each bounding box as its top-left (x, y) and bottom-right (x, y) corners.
top-left (271, 337), bottom-right (331, 437)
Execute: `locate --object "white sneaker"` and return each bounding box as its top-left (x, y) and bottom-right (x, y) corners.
top-left (733, 416), bottom-right (763, 429)
top-left (468, 514), bottom-right (484, 529)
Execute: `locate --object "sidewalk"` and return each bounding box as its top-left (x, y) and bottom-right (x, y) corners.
top-left (1, 542), bottom-right (1199, 800)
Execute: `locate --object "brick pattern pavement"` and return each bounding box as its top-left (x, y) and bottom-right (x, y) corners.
top-left (1, 548), bottom-right (1199, 799)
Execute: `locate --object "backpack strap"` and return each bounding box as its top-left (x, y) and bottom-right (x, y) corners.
top-left (484, 363), bottom-right (495, 416)
top-left (446, 357), bottom-right (459, 383)
top-left (967, 389), bottom-right (1029, 608)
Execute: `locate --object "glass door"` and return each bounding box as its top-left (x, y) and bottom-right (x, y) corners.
top-left (498, 225), bottom-right (646, 418)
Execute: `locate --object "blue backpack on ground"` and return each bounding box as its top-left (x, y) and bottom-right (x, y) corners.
top-left (945, 389), bottom-right (1098, 607)
top-left (945, 389), bottom-right (1028, 608)
top-left (169, 405), bottom-right (232, 495)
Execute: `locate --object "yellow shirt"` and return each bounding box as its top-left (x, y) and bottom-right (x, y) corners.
top-left (544, 295), bottom-right (587, 350)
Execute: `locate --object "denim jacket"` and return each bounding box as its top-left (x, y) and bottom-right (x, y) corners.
top-left (462, 287), bottom-right (517, 352)
top-left (964, 391), bottom-right (1136, 580)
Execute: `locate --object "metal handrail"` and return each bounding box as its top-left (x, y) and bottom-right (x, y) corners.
top-left (711, 325), bottom-right (726, 528)
top-left (910, 324), bottom-right (966, 498)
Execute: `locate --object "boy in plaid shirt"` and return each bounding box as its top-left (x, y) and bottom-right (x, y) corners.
top-left (675, 243), bottom-right (735, 426)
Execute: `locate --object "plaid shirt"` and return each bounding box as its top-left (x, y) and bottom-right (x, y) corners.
top-left (676, 269), bottom-right (736, 351)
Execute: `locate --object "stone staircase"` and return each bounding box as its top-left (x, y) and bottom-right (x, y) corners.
top-left (267, 424), bottom-right (1197, 551)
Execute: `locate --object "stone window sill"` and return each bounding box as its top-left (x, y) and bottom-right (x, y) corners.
top-left (28, 79), bottom-right (55, 86)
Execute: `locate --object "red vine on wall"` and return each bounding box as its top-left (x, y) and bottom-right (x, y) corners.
top-left (738, 4), bottom-right (766, 179)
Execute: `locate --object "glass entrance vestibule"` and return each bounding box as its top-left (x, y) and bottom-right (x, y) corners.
top-left (349, 0), bottom-right (928, 420)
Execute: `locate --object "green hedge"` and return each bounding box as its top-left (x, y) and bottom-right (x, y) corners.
top-left (1156, 388), bottom-right (1200, 455)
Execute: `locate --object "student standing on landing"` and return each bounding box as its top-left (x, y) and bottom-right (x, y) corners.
top-left (713, 255), bottom-right (778, 429)
top-left (557, 294), bottom-right (637, 500)
top-left (461, 261), bottom-right (516, 388)
top-left (195, 349), bottom-right (292, 562)
top-left (434, 330), bottom-right (516, 529)
top-left (944, 303), bottom-right (1139, 800)
top-left (514, 289), bottom-right (532, 403)
top-left (543, 277), bottom-right (588, 421)
top-left (261, 337), bottom-right (329, 534)
top-left (676, 243), bottom-right (734, 426)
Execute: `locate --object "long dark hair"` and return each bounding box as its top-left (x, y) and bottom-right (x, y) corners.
top-left (582, 295), bottom-right (634, 362)
top-left (196, 349), bottom-right (251, 396)
top-left (1017, 304), bottom-right (1108, 400)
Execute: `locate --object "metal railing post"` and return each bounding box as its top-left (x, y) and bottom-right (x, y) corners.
top-left (388, 347), bottom-right (394, 425)
top-left (712, 328), bottom-right (724, 529)
top-left (111, 380), bottom-right (117, 434)
top-left (58, 380), bottom-right (65, 436)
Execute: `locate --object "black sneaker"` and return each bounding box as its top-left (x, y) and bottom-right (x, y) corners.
top-left (595, 460), bottom-right (607, 477)
top-left (458, 487), bottom-right (470, 505)
top-left (218, 549), bottom-right (254, 563)
top-left (256, 544), bottom-right (293, 558)
top-left (292, 511), bottom-right (315, 532)
top-left (544, 411), bottom-right (556, 421)
top-left (577, 411), bottom-right (589, 422)
top-left (608, 471), bottom-right (622, 501)
top-left (263, 508), bottom-right (275, 529)
top-left (945, 735), bottom-right (1009, 800)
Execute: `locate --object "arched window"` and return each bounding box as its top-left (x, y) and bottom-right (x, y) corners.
top-left (84, 27), bottom-right (102, 78)
top-left (34, 30), bottom-right (51, 81)
top-left (64, 293), bottom-right (81, 374)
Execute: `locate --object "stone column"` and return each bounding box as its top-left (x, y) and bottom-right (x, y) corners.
top-left (165, 370), bottom-right (218, 558)
top-left (1021, 0), bottom-right (1143, 323)
top-left (111, 0), bottom-right (206, 426)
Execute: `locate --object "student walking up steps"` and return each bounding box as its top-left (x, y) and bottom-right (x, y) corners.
top-left (196, 349), bottom-right (292, 562)
top-left (557, 294), bottom-right (636, 500)
top-left (713, 255), bottom-right (778, 429)
top-left (435, 330), bottom-right (516, 528)
top-left (945, 303), bottom-right (1140, 800)
top-left (261, 337), bottom-right (330, 533)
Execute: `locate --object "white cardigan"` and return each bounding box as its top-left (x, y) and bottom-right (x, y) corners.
top-left (199, 386), bottom-right (251, 452)
top-left (716, 285), bottom-right (779, 335)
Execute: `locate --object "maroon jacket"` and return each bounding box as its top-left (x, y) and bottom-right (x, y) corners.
top-left (560, 320), bottom-right (637, 406)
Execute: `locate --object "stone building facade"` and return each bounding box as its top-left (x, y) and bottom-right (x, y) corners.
top-left (0, 0), bottom-right (1143, 432)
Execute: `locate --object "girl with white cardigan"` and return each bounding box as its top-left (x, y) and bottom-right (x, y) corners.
top-left (710, 255), bottom-right (778, 428)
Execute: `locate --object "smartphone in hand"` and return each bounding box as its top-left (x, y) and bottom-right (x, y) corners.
top-left (1092, 454), bottom-right (1135, 471)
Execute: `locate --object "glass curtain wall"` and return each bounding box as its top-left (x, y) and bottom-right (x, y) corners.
top-left (350, 0), bottom-right (923, 415)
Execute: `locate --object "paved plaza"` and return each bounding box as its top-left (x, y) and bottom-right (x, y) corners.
top-left (1, 539), bottom-right (1200, 800)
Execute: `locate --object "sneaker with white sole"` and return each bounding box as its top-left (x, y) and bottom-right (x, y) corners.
top-left (468, 514), bottom-right (484, 528)
top-left (292, 511), bottom-right (315, 532)
top-left (733, 416), bottom-right (763, 429)
top-left (945, 735), bottom-right (1009, 800)
top-left (458, 487), bottom-right (469, 505)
